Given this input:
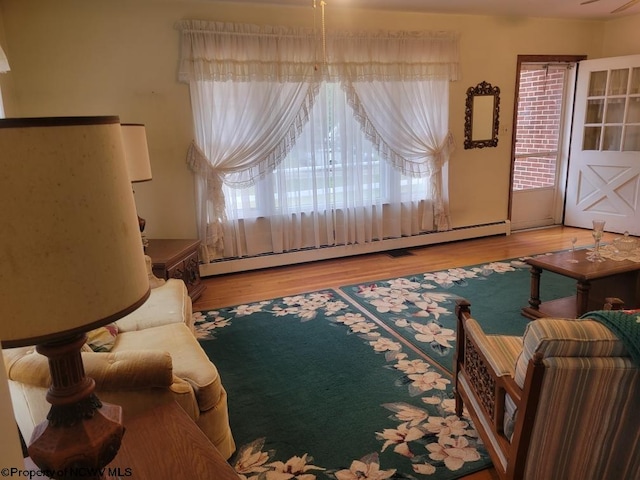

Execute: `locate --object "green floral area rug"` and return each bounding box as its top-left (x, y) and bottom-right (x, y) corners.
top-left (340, 254), bottom-right (576, 371)
top-left (196, 291), bottom-right (490, 480)
top-left (194, 254), bottom-right (576, 479)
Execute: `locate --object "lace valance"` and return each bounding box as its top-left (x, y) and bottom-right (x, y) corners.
top-left (176, 20), bottom-right (459, 83)
top-left (329, 31), bottom-right (459, 81)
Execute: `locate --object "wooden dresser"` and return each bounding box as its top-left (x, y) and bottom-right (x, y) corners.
top-left (145, 239), bottom-right (206, 301)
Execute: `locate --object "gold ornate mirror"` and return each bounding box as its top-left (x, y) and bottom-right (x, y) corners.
top-left (464, 81), bottom-right (500, 149)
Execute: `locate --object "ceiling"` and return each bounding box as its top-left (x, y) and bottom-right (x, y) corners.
top-left (223, 0), bottom-right (640, 20)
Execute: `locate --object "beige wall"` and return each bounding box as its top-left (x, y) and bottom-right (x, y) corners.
top-left (602, 13), bottom-right (640, 56)
top-left (0, 0), bottom-right (635, 239)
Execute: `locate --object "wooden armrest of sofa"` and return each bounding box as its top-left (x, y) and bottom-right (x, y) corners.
top-left (455, 306), bottom-right (517, 434)
top-left (455, 300), bottom-right (525, 429)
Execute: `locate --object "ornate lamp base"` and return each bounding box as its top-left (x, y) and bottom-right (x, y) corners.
top-left (28, 334), bottom-right (124, 480)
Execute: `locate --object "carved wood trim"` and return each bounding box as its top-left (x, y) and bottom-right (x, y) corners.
top-left (464, 336), bottom-right (497, 422)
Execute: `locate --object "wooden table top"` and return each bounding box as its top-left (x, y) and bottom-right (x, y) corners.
top-left (25, 402), bottom-right (239, 479)
top-left (145, 238), bottom-right (200, 262)
top-left (526, 250), bottom-right (640, 281)
top-left (109, 401), bottom-right (239, 479)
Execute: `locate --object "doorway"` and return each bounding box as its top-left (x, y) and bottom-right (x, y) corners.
top-left (509, 55), bottom-right (586, 231)
top-left (564, 54), bottom-right (640, 236)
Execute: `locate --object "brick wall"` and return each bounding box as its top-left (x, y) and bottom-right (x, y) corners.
top-left (513, 68), bottom-right (566, 190)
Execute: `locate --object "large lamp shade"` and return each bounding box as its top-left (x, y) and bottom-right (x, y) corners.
top-left (0, 116), bottom-right (150, 348)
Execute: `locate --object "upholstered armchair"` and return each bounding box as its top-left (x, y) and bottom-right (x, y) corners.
top-left (3, 279), bottom-right (236, 460)
top-left (454, 299), bottom-right (639, 480)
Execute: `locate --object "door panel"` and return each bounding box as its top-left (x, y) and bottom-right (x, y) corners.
top-left (511, 188), bottom-right (557, 230)
top-left (565, 55), bottom-right (640, 235)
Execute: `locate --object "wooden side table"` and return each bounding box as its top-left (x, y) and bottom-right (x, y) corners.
top-left (522, 249), bottom-right (640, 319)
top-left (145, 239), bottom-right (206, 301)
top-left (25, 402), bottom-right (239, 479)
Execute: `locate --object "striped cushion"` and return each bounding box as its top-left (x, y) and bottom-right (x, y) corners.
top-left (524, 356), bottom-right (639, 479)
top-left (504, 394), bottom-right (517, 441)
top-left (466, 318), bottom-right (522, 376)
top-left (514, 318), bottom-right (628, 388)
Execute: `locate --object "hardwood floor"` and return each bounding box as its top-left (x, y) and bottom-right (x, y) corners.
top-left (194, 226), bottom-right (596, 310)
top-left (194, 225), bottom-right (596, 480)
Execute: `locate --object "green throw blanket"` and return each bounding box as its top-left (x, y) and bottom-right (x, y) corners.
top-left (581, 310), bottom-right (640, 366)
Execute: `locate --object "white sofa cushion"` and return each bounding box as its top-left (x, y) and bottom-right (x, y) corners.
top-left (113, 323), bottom-right (223, 412)
top-left (115, 279), bottom-right (193, 333)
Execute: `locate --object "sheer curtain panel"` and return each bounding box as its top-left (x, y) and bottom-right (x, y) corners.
top-left (345, 80), bottom-right (453, 231)
top-left (177, 21), bottom-right (459, 262)
top-left (0, 44), bottom-right (9, 73)
top-left (179, 21), bottom-right (319, 259)
top-left (0, 43), bottom-right (10, 118)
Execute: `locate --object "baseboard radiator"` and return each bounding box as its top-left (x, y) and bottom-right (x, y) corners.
top-left (199, 220), bottom-right (511, 277)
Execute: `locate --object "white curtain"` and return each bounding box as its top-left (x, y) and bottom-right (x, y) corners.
top-left (177, 20), bottom-right (459, 261)
top-left (0, 44), bottom-right (9, 73)
top-left (180, 21), bottom-right (319, 257)
top-left (0, 44), bottom-right (10, 118)
top-left (219, 83), bottom-right (433, 258)
top-left (186, 80), bottom-right (317, 255)
top-left (345, 80), bottom-right (453, 231)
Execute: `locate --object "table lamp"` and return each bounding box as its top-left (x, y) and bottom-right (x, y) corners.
top-left (121, 123), bottom-right (152, 237)
top-left (0, 116), bottom-right (150, 479)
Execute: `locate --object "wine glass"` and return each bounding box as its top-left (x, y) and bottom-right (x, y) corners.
top-left (587, 219), bottom-right (606, 262)
top-left (567, 236), bottom-right (579, 263)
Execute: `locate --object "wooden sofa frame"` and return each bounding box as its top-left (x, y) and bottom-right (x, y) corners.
top-left (453, 299), bottom-right (542, 479)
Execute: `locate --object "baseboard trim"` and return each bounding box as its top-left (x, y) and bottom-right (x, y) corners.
top-left (199, 221), bottom-right (511, 277)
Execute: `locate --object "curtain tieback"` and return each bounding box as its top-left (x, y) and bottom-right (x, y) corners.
top-left (430, 132), bottom-right (454, 169)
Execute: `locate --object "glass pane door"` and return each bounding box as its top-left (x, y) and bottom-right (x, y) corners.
top-left (583, 67), bottom-right (640, 152)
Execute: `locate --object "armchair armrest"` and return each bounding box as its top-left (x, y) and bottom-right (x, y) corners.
top-left (5, 349), bottom-right (175, 390)
top-left (83, 351), bottom-right (174, 390)
top-left (454, 300), bottom-right (523, 428)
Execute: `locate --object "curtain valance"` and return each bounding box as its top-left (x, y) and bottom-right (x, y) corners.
top-left (177, 21), bottom-right (318, 82)
top-left (176, 20), bottom-right (459, 83)
top-left (328, 31), bottom-right (459, 81)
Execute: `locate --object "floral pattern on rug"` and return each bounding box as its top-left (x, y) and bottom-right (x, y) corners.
top-left (195, 291), bottom-right (488, 480)
top-left (344, 259), bottom-right (531, 363)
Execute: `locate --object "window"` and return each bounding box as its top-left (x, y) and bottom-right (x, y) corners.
top-left (225, 83), bottom-right (428, 221)
top-left (178, 21), bottom-right (458, 261)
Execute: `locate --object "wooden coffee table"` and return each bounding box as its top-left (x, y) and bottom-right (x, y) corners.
top-left (522, 249), bottom-right (640, 319)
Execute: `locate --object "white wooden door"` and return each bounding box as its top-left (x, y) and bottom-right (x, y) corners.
top-left (565, 55), bottom-right (640, 236)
